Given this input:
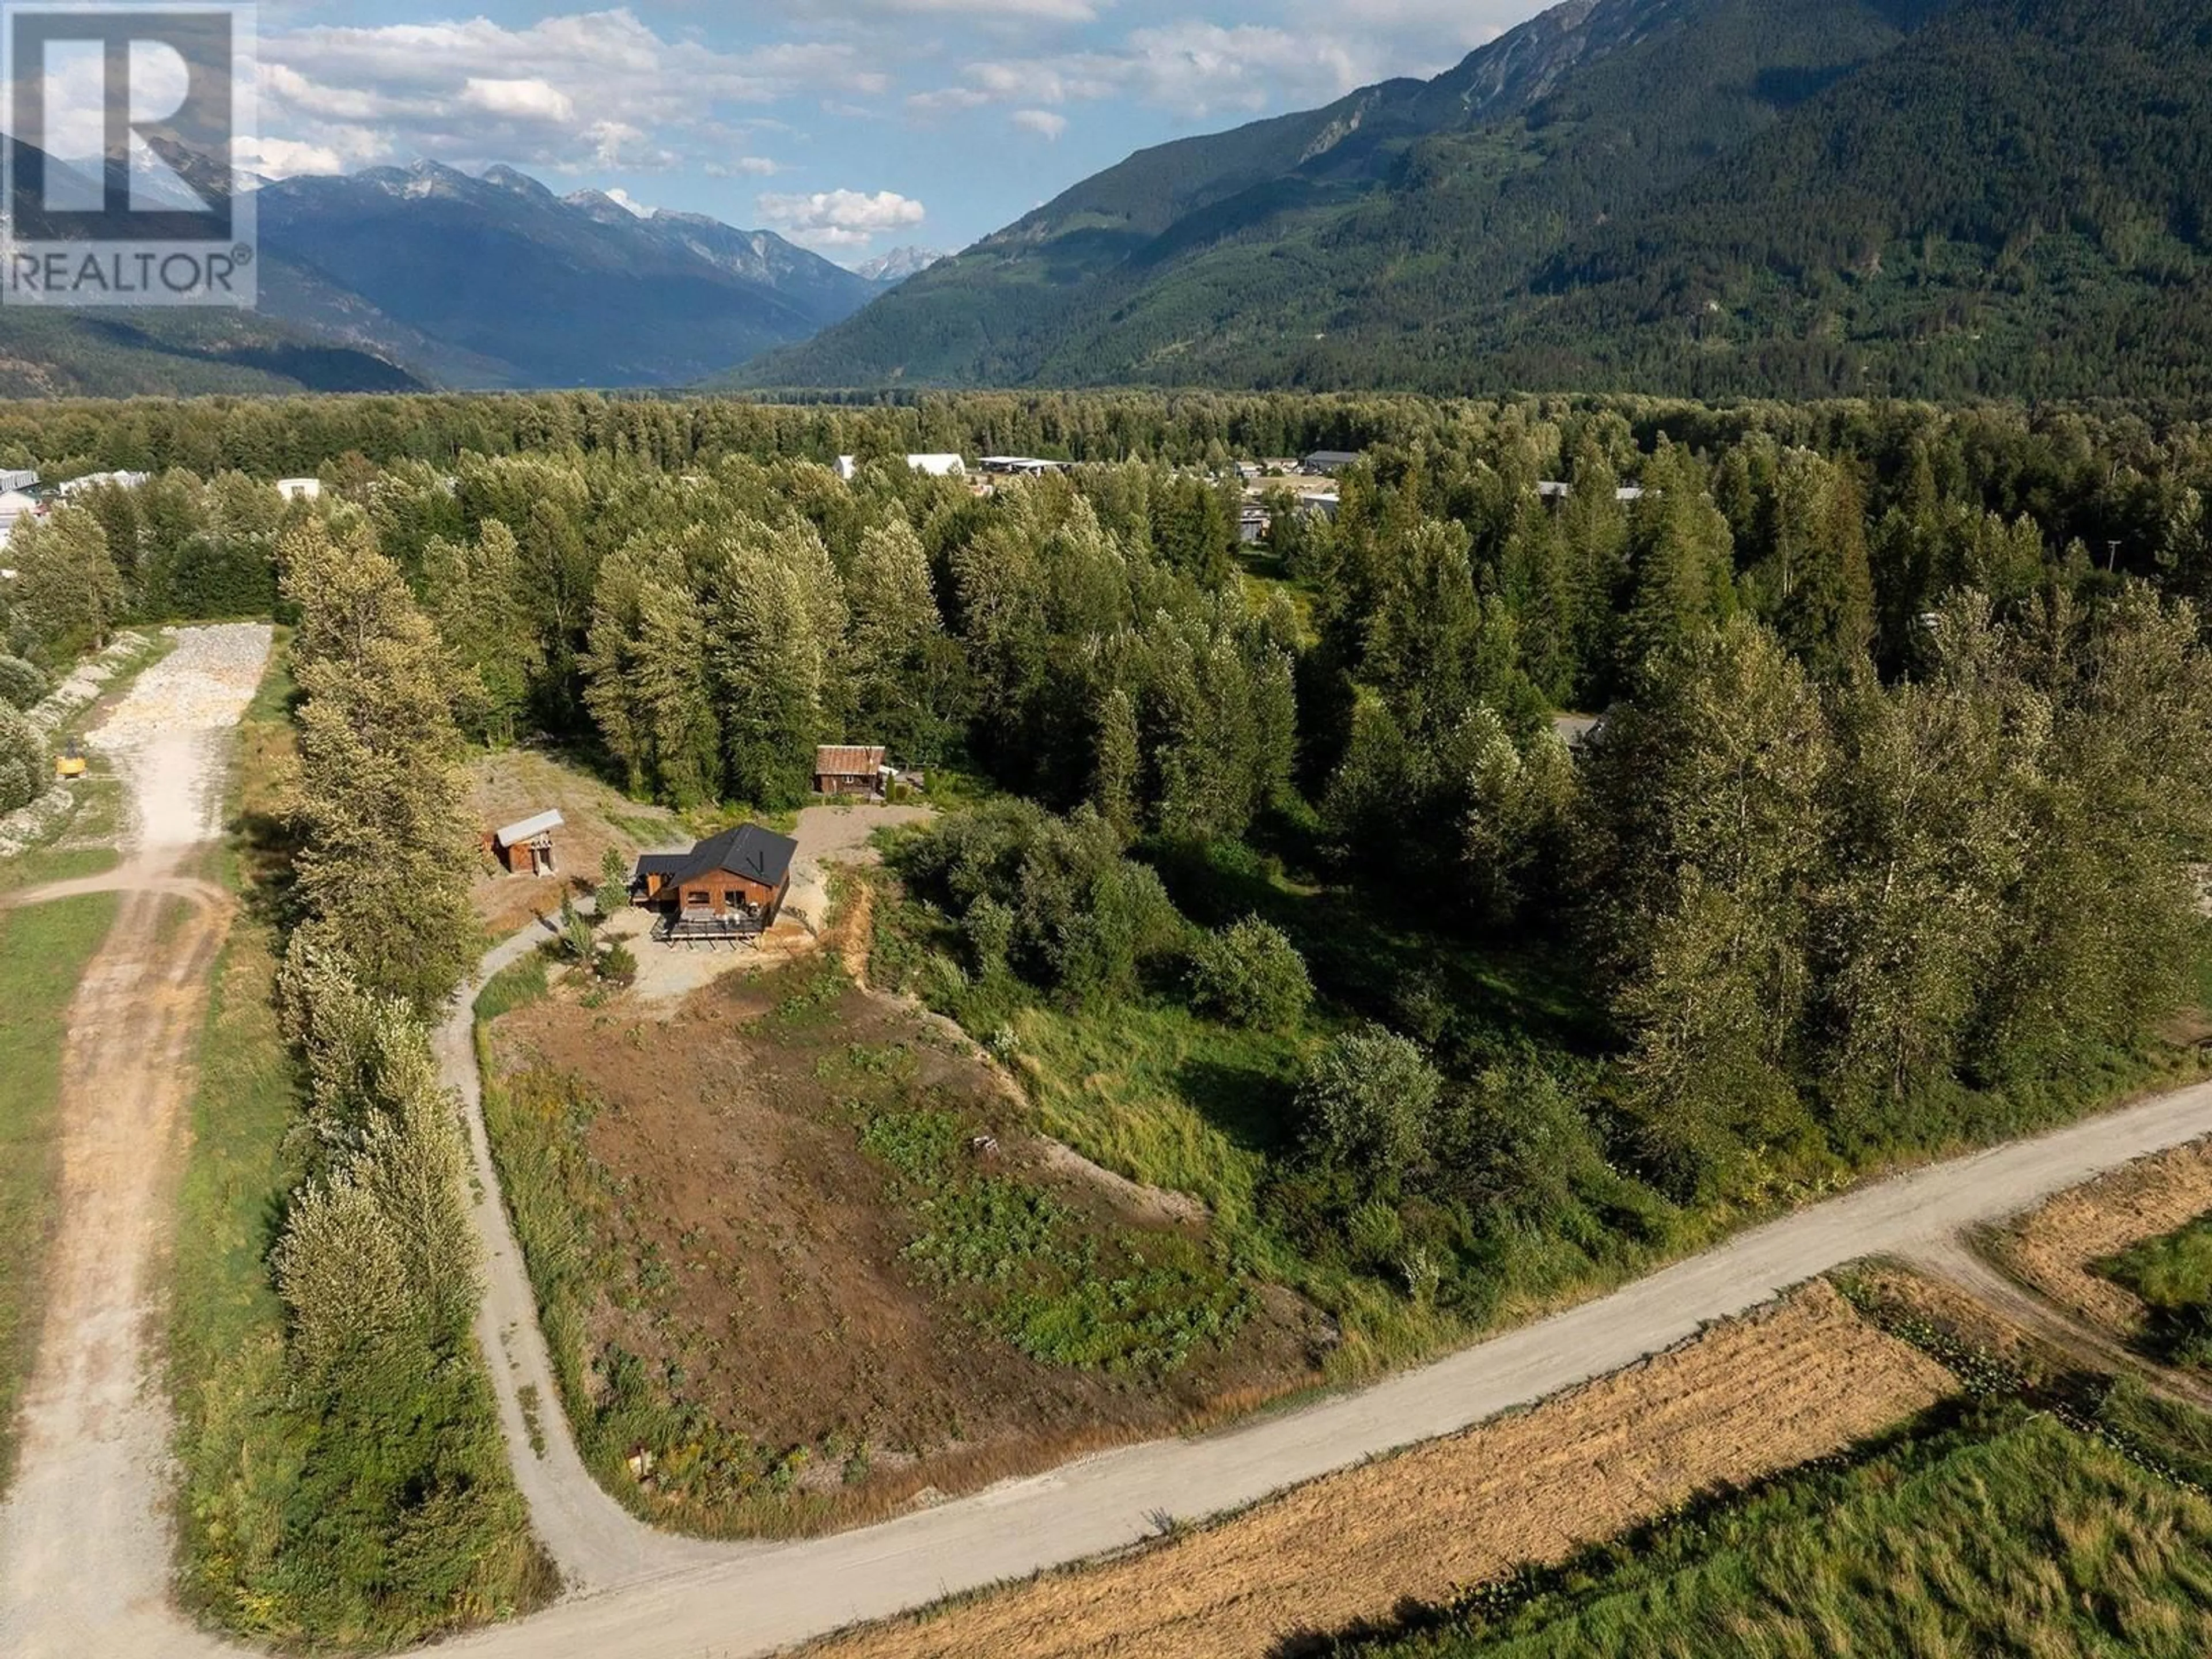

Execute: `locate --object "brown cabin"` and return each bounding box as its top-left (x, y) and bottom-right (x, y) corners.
top-left (815, 744), bottom-right (887, 798)
top-left (630, 824), bottom-right (799, 941)
top-left (484, 809), bottom-right (562, 876)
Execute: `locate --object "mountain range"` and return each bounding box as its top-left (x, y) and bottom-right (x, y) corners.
top-left (0, 156), bottom-right (889, 396)
top-left (1, 0), bottom-right (2206, 401)
top-left (740, 0), bottom-right (2212, 402)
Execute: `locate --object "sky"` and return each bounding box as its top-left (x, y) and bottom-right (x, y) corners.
top-left (243, 1), bottom-right (1558, 266)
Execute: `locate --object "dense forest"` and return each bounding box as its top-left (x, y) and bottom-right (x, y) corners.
top-left (745, 0), bottom-right (2212, 402)
top-left (8, 385), bottom-right (2212, 1359)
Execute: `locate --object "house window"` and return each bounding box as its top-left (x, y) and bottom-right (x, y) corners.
top-left (684, 889), bottom-right (710, 907)
top-left (724, 890), bottom-right (743, 907)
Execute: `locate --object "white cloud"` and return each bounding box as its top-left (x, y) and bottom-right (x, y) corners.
top-left (239, 135), bottom-right (351, 179)
top-left (258, 10), bottom-right (886, 177)
top-left (601, 186), bottom-right (654, 215)
top-left (461, 77), bottom-right (575, 124)
top-left (756, 186), bottom-right (926, 249)
top-left (706, 156), bottom-right (782, 178)
top-left (1011, 108), bottom-right (1067, 139)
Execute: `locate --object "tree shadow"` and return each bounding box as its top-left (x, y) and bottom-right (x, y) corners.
top-left (1173, 1053), bottom-right (1297, 1160)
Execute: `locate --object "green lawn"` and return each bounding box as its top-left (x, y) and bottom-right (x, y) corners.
top-left (0, 893), bottom-right (120, 1484)
top-left (1334, 1402), bottom-right (2212, 1658)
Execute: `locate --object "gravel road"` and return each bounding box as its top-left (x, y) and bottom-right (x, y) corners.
top-left (0, 625), bottom-right (269, 1659)
top-left (430, 1073), bottom-right (2212, 1659)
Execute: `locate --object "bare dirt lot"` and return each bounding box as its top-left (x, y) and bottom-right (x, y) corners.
top-left (1995, 1138), bottom-right (2212, 1336)
top-left (482, 941), bottom-right (1325, 1537)
top-left (798, 1281), bottom-right (1953, 1659)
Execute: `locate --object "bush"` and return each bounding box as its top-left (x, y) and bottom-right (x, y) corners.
top-left (0, 653), bottom-right (46, 710)
top-left (1297, 1023), bottom-right (1443, 1185)
top-left (597, 940), bottom-right (638, 988)
top-left (0, 701), bottom-right (44, 814)
top-left (1190, 916), bottom-right (1313, 1029)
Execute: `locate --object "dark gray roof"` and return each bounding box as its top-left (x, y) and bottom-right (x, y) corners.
top-left (634, 823), bottom-right (798, 891)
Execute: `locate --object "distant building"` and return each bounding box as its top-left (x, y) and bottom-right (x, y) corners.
top-left (59, 470), bottom-right (150, 498)
top-left (835, 455), bottom-right (859, 482)
top-left (980, 456), bottom-right (1067, 477)
top-left (906, 454), bottom-right (966, 478)
top-left (1301, 450), bottom-right (1362, 475)
top-left (0, 469), bottom-right (39, 494)
top-left (276, 478), bottom-right (322, 502)
top-left (1297, 490), bottom-right (1340, 520)
top-left (815, 743), bottom-right (888, 798)
top-left (0, 490), bottom-right (41, 541)
top-left (1535, 480), bottom-right (1647, 505)
top-left (1238, 507), bottom-right (1270, 545)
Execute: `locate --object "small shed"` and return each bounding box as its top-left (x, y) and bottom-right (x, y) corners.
top-left (486, 809), bottom-right (563, 876)
top-left (816, 744), bottom-right (888, 798)
top-left (276, 477), bottom-right (323, 502)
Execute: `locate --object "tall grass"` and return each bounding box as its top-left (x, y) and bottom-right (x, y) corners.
top-left (1335, 1404), bottom-right (2212, 1657)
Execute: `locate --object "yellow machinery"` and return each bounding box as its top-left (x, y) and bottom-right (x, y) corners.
top-left (54, 741), bottom-right (85, 781)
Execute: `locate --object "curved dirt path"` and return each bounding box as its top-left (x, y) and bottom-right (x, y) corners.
top-left (440, 923), bottom-right (732, 1591)
top-left (0, 625), bottom-right (270, 1659)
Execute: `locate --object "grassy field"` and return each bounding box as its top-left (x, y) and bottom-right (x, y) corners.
top-left (0, 892), bottom-right (120, 1486)
top-left (168, 637), bottom-right (551, 1647)
top-left (1330, 1402), bottom-right (2212, 1658)
top-left (2103, 1211), bottom-right (2212, 1368)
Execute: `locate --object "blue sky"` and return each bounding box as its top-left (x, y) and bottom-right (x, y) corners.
top-left (248, 1), bottom-right (1555, 265)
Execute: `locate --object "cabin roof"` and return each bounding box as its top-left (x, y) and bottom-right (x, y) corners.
top-left (637, 823), bottom-right (798, 892)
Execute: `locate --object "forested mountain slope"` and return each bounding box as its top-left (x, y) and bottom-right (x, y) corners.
top-left (738, 0), bottom-right (2212, 400)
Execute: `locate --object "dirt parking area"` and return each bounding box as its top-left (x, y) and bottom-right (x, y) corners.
top-left (1995, 1138), bottom-right (2212, 1336)
top-left (801, 1282), bottom-right (1953, 1659)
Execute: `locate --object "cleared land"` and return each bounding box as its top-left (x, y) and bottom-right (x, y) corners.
top-left (802, 1283), bottom-right (1950, 1659)
top-left (478, 939), bottom-right (1324, 1539)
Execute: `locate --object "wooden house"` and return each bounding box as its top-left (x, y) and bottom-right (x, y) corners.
top-left (486, 809), bottom-right (563, 875)
top-left (815, 744), bottom-right (888, 798)
top-left (630, 824), bottom-right (798, 941)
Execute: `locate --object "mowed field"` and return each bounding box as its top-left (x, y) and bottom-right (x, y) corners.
top-left (802, 1282), bottom-right (1953, 1659)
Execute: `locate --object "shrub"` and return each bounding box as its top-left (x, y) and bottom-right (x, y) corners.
top-left (597, 940), bottom-right (638, 988)
top-left (1190, 916), bottom-right (1313, 1029)
top-left (594, 846), bottom-right (629, 921)
top-left (1297, 1023), bottom-right (1443, 1185)
top-left (962, 894), bottom-right (1014, 976)
top-left (0, 700), bottom-right (45, 814)
top-left (0, 653), bottom-right (46, 710)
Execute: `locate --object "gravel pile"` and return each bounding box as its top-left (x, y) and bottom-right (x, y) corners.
top-left (24, 631), bottom-right (154, 736)
top-left (91, 623), bottom-right (272, 750)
